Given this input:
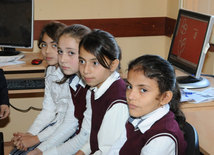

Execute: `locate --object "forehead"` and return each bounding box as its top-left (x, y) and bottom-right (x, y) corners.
top-left (42, 33), bottom-right (54, 42)
top-left (79, 47), bottom-right (96, 59)
top-left (127, 69), bottom-right (159, 88)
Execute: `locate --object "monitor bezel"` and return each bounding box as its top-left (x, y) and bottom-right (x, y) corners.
top-left (168, 9), bottom-right (214, 79)
top-left (0, 0), bottom-right (34, 50)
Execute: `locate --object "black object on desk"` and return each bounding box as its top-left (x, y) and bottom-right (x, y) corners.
top-left (0, 132), bottom-right (4, 155)
top-left (6, 78), bottom-right (45, 90)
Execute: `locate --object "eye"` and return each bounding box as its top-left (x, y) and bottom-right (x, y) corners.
top-left (40, 43), bottom-right (47, 48)
top-left (58, 49), bottom-right (63, 55)
top-left (51, 44), bottom-right (57, 48)
top-left (68, 51), bottom-right (75, 56)
top-left (79, 59), bottom-right (85, 64)
top-left (93, 61), bottom-right (99, 66)
top-left (140, 88), bottom-right (147, 93)
top-left (126, 84), bottom-right (132, 90)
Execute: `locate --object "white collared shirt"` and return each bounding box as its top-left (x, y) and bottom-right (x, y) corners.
top-left (28, 66), bottom-right (79, 152)
top-left (81, 71), bottom-right (129, 155)
top-left (108, 104), bottom-right (176, 155)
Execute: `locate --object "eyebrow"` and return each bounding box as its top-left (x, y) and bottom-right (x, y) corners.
top-left (126, 79), bottom-right (147, 87)
top-left (79, 56), bottom-right (97, 61)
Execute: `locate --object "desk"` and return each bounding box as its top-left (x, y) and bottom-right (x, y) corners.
top-left (178, 70), bottom-right (214, 155)
top-left (0, 52), bottom-right (47, 95)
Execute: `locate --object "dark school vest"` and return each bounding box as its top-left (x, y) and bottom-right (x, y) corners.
top-left (119, 111), bottom-right (187, 155)
top-left (90, 78), bottom-right (127, 154)
top-left (70, 84), bottom-right (89, 134)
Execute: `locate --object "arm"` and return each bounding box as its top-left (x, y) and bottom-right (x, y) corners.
top-left (42, 90), bottom-right (92, 155)
top-left (94, 103), bottom-right (129, 155)
top-left (141, 136), bottom-right (175, 155)
top-left (0, 69), bottom-right (10, 119)
top-left (28, 67), bottom-right (57, 135)
top-left (37, 97), bottom-right (78, 152)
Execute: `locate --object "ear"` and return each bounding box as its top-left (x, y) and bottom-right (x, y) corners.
top-left (110, 59), bottom-right (119, 72)
top-left (160, 91), bottom-right (173, 106)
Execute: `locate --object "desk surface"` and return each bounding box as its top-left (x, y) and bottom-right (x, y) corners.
top-left (178, 70), bottom-right (214, 155)
top-left (1, 52), bottom-right (46, 72)
top-left (1, 52), bottom-right (47, 95)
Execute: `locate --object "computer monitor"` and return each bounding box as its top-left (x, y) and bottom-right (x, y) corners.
top-left (168, 9), bottom-right (214, 89)
top-left (0, 0), bottom-right (34, 56)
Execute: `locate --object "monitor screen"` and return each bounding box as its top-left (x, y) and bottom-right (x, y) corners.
top-left (168, 9), bottom-right (214, 88)
top-left (0, 0), bottom-right (34, 52)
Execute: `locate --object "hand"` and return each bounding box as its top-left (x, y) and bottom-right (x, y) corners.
top-left (75, 150), bottom-right (85, 155)
top-left (0, 104), bottom-right (10, 119)
top-left (27, 148), bottom-right (42, 155)
top-left (11, 132), bottom-right (34, 150)
top-left (20, 134), bottom-right (40, 149)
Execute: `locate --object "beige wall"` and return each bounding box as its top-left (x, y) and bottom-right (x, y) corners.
top-left (3, 0), bottom-right (179, 141)
top-left (4, 0), bottom-right (214, 142)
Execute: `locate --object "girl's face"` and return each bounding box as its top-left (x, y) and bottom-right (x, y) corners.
top-left (58, 34), bottom-right (79, 75)
top-left (126, 69), bottom-right (165, 118)
top-left (40, 33), bottom-right (58, 66)
top-left (79, 47), bottom-right (112, 88)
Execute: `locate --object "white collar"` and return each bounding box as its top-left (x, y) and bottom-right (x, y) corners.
top-left (69, 75), bottom-right (85, 91)
top-left (130, 104), bottom-right (170, 133)
top-left (90, 71), bottom-right (120, 100)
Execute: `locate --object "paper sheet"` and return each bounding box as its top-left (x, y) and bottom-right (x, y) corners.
top-left (180, 87), bottom-right (214, 103)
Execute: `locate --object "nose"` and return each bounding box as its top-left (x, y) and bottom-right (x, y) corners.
top-left (126, 89), bottom-right (136, 101)
top-left (59, 53), bottom-right (68, 63)
top-left (83, 63), bottom-right (90, 74)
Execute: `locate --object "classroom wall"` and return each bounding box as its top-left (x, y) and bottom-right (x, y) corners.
top-left (1, 0), bottom-right (182, 141)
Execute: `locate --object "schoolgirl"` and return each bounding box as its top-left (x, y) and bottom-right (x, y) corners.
top-left (109, 55), bottom-right (187, 155)
top-left (76, 29), bottom-right (129, 155)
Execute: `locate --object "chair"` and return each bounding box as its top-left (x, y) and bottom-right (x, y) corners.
top-left (183, 122), bottom-right (200, 155)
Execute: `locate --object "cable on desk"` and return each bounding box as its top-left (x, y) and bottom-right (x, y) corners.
top-left (9, 103), bottom-right (42, 112)
top-left (201, 74), bottom-right (214, 78)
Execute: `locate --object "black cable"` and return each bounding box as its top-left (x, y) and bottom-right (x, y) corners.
top-left (9, 103), bottom-right (42, 112)
top-left (201, 74), bottom-right (214, 78)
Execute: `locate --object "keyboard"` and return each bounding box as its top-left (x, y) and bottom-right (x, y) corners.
top-left (6, 78), bottom-right (45, 90)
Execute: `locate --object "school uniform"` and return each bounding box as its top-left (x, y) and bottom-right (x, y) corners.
top-left (108, 104), bottom-right (187, 155)
top-left (81, 71), bottom-right (129, 155)
top-left (42, 75), bottom-right (90, 155)
top-left (11, 66), bottom-right (79, 155)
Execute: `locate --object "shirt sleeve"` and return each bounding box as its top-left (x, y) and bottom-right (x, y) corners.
top-left (43, 90), bottom-right (92, 155)
top-left (28, 67), bottom-right (57, 135)
top-left (37, 97), bottom-right (78, 152)
top-left (0, 69), bottom-right (9, 106)
top-left (141, 136), bottom-right (175, 155)
top-left (94, 103), bottom-right (129, 155)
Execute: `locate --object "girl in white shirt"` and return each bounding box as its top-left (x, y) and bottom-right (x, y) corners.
top-left (76, 29), bottom-right (129, 155)
top-left (25, 24), bottom-right (91, 155)
top-left (10, 22), bottom-right (84, 155)
top-left (108, 55), bottom-right (187, 155)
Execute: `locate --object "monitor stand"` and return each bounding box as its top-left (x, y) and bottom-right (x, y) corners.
top-left (0, 47), bottom-right (22, 56)
top-left (177, 75), bottom-right (210, 89)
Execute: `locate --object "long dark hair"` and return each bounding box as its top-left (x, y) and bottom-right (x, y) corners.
top-left (128, 54), bottom-right (186, 131)
top-left (79, 29), bottom-right (121, 70)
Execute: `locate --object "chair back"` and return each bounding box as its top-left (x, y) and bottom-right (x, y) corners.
top-left (183, 122), bottom-right (200, 155)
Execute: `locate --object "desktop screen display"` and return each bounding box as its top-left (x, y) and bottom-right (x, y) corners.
top-left (0, 0), bottom-right (33, 49)
top-left (168, 9), bottom-right (213, 76)
top-left (171, 15), bottom-right (208, 69)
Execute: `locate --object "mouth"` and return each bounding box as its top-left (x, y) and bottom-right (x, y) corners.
top-left (61, 66), bottom-right (69, 70)
top-left (45, 57), bottom-right (52, 61)
top-left (128, 103), bottom-right (137, 110)
top-left (83, 77), bottom-right (94, 83)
